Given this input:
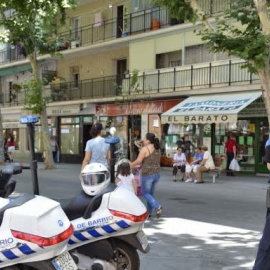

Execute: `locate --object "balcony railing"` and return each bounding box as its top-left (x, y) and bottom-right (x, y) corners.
top-left (0, 0), bottom-right (231, 65)
top-left (0, 60), bottom-right (260, 107)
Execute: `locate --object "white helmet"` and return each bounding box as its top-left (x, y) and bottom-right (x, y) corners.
top-left (80, 163), bottom-right (110, 196)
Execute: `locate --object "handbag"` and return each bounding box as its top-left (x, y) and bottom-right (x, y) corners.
top-left (229, 158), bottom-right (240, 171)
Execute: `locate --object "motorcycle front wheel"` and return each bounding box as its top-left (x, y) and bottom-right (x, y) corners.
top-left (113, 241), bottom-right (140, 270)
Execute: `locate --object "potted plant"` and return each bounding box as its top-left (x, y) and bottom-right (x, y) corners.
top-left (12, 83), bottom-right (21, 91)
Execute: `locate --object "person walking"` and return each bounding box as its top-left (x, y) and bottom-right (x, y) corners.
top-left (7, 137), bottom-right (15, 162)
top-left (131, 133), bottom-right (162, 218)
top-left (50, 136), bottom-right (58, 162)
top-left (81, 123), bottom-right (110, 173)
top-left (172, 147), bottom-right (186, 182)
top-left (194, 145), bottom-right (215, 184)
top-left (225, 135), bottom-right (237, 176)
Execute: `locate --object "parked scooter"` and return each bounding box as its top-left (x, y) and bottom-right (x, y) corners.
top-left (56, 162), bottom-right (149, 270)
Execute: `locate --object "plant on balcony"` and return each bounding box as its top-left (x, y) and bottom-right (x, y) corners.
top-left (154, 0), bottom-right (270, 126)
top-left (11, 83), bottom-right (21, 91)
top-left (0, 0), bottom-right (77, 169)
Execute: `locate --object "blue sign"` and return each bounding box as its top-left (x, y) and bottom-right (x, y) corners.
top-left (19, 115), bottom-right (39, 124)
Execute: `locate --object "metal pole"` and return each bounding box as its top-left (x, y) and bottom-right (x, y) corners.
top-left (110, 143), bottom-right (116, 183)
top-left (27, 124), bottom-right (39, 195)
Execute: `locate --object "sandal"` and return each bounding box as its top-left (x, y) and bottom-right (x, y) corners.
top-left (156, 206), bottom-right (162, 218)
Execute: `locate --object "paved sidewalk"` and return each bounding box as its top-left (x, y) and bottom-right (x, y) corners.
top-left (15, 163), bottom-right (269, 269)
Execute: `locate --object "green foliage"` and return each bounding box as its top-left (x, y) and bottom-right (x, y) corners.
top-left (0, 0), bottom-right (77, 56)
top-left (23, 78), bottom-right (51, 114)
top-left (131, 69), bottom-right (139, 90)
top-left (153, 0), bottom-right (197, 23)
top-left (198, 0), bottom-right (269, 72)
top-left (154, 0), bottom-right (270, 72)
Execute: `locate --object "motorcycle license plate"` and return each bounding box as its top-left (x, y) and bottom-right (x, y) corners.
top-left (52, 251), bottom-right (78, 270)
top-left (136, 230), bottom-right (149, 251)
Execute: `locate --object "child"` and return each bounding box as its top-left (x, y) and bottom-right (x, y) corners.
top-left (115, 160), bottom-right (137, 194)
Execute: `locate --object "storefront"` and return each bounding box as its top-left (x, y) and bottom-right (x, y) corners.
top-left (96, 99), bottom-right (182, 160)
top-left (161, 91), bottom-right (267, 173)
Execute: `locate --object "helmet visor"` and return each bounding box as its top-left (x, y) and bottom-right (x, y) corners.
top-left (81, 172), bottom-right (107, 186)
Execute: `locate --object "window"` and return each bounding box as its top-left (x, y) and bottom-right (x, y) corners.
top-left (70, 66), bottom-right (80, 87)
top-left (60, 117), bottom-right (80, 155)
top-left (185, 44), bottom-right (230, 65)
top-left (185, 45), bottom-right (214, 65)
top-left (156, 50), bottom-right (182, 69)
top-left (72, 17), bottom-right (80, 40)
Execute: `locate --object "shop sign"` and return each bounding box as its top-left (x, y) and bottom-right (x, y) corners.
top-left (47, 105), bottom-right (80, 116)
top-left (164, 114), bottom-right (238, 124)
top-left (97, 100), bottom-right (181, 116)
top-left (173, 98), bottom-right (251, 113)
top-left (3, 122), bottom-right (22, 129)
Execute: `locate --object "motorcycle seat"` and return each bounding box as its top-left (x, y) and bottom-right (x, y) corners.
top-left (56, 184), bottom-right (116, 221)
top-left (0, 194), bottom-right (35, 226)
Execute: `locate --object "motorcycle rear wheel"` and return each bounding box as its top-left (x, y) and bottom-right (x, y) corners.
top-left (114, 241), bottom-right (140, 270)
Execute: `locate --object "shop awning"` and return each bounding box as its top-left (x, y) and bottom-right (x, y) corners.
top-left (161, 91), bottom-right (262, 124)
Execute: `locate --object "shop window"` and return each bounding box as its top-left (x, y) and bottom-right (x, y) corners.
top-left (61, 117), bottom-right (80, 124)
top-left (161, 123), bottom-right (203, 160)
top-left (214, 121), bottom-right (256, 171)
top-left (83, 116), bottom-right (93, 123)
top-left (60, 124), bottom-right (80, 155)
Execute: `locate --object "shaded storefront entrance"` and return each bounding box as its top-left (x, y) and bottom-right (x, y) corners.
top-left (161, 91), bottom-right (268, 174)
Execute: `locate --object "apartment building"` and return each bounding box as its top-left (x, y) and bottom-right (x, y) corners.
top-left (0, 0), bottom-right (267, 173)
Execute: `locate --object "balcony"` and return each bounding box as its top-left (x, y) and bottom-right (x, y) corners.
top-left (0, 0), bottom-right (231, 66)
top-left (0, 59), bottom-right (260, 107)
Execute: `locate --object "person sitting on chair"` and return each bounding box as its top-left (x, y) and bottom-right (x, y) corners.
top-left (172, 147), bottom-right (186, 182)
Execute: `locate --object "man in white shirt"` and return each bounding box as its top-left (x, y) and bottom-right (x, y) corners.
top-left (195, 145), bottom-right (215, 184)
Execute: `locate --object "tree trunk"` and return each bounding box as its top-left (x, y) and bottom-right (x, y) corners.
top-left (258, 63), bottom-right (270, 125)
top-left (28, 52), bottom-right (55, 169)
top-left (40, 108), bottom-right (55, 169)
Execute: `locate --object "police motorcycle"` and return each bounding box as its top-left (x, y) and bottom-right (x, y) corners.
top-left (0, 115), bottom-right (76, 270)
top-left (0, 192), bottom-right (75, 269)
top-left (55, 162), bottom-right (149, 270)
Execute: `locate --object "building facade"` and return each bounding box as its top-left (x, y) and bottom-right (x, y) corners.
top-left (0, 0), bottom-right (267, 173)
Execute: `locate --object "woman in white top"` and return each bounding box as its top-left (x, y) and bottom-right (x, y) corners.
top-left (195, 145), bottom-right (215, 184)
top-left (172, 147), bottom-right (186, 182)
top-left (115, 160), bottom-right (137, 194)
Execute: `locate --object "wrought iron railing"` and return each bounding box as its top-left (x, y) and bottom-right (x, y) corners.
top-left (0, 60), bottom-right (259, 107)
top-left (0, 0), bottom-right (231, 65)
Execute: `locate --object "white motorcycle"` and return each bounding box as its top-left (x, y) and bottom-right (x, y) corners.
top-left (56, 162), bottom-right (149, 270)
top-left (0, 193), bottom-right (75, 270)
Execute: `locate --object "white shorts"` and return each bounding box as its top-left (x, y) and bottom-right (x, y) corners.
top-left (8, 146), bottom-right (15, 152)
top-left (192, 164), bottom-right (200, 173)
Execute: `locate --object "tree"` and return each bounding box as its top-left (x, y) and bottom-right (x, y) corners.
top-left (0, 0), bottom-right (77, 168)
top-left (116, 70), bottom-right (154, 160)
top-left (154, 0), bottom-right (270, 124)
